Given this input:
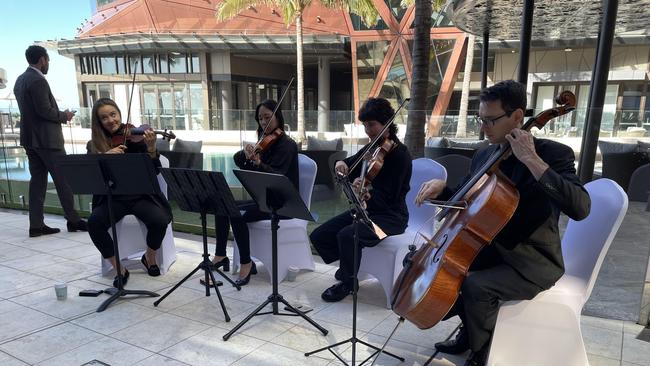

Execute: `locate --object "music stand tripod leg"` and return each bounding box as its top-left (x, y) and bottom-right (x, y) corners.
top-left (223, 211), bottom-right (328, 341)
top-left (304, 211), bottom-right (404, 365)
top-left (153, 211), bottom-right (238, 323)
top-left (97, 187), bottom-right (159, 313)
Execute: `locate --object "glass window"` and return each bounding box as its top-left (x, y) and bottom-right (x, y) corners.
top-left (191, 54), bottom-right (200, 73)
top-left (350, 13), bottom-right (388, 30)
top-left (385, 0), bottom-right (407, 22)
top-left (128, 55), bottom-right (141, 74)
top-left (100, 56), bottom-right (116, 74)
top-left (173, 84), bottom-right (187, 130)
top-left (425, 39), bottom-right (456, 112)
top-left (158, 84), bottom-right (173, 129)
top-left (142, 84), bottom-right (158, 127)
top-left (377, 53), bottom-right (410, 119)
top-left (356, 40), bottom-right (391, 103)
top-left (169, 53), bottom-right (187, 73)
top-left (116, 56), bottom-right (125, 74)
top-left (159, 54), bottom-right (169, 74)
top-left (189, 83), bottom-right (204, 130)
top-left (98, 84), bottom-right (112, 99)
top-left (143, 55), bottom-right (155, 74)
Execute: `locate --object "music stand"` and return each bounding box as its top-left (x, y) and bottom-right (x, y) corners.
top-left (153, 168), bottom-right (242, 322)
top-left (222, 169), bottom-right (329, 341)
top-left (305, 176), bottom-right (404, 365)
top-left (57, 154), bottom-right (161, 312)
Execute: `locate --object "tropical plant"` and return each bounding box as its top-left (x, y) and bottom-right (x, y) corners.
top-left (402, 0), bottom-right (447, 158)
top-left (216, 0), bottom-right (379, 143)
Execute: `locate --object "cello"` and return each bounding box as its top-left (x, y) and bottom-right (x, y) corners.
top-left (390, 90), bottom-right (576, 329)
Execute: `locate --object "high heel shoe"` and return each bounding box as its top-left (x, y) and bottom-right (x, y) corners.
top-left (209, 257), bottom-right (230, 272)
top-left (141, 254), bottom-right (161, 277)
top-left (235, 261), bottom-right (257, 287)
top-left (113, 269), bottom-right (129, 288)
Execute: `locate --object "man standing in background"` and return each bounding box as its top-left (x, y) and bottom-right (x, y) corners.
top-left (14, 45), bottom-right (87, 237)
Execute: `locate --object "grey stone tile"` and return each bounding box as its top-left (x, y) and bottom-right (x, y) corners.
top-left (0, 306), bottom-right (60, 342)
top-left (111, 312), bottom-right (209, 352)
top-left (588, 354), bottom-right (622, 366)
top-left (0, 351), bottom-right (28, 366)
top-left (160, 327), bottom-right (266, 366)
top-left (582, 323), bottom-right (623, 360)
top-left (11, 283), bottom-right (104, 320)
top-left (133, 354), bottom-right (191, 366)
top-left (232, 342), bottom-right (330, 366)
top-left (622, 333), bottom-right (650, 365)
top-left (35, 335), bottom-right (152, 366)
top-left (0, 323), bottom-right (101, 364)
top-left (71, 302), bottom-right (162, 335)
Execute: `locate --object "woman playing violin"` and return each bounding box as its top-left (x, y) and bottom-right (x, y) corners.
top-left (202, 99), bottom-right (298, 287)
top-left (86, 98), bottom-right (172, 287)
top-left (310, 97), bottom-right (412, 302)
top-left (414, 81), bottom-right (590, 366)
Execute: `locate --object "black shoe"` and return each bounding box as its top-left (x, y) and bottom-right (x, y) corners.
top-left (113, 269), bottom-right (130, 288)
top-left (321, 282), bottom-right (352, 302)
top-left (334, 268), bottom-right (344, 281)
top-left (67, 219), bottom-right (88, 232)
top-left (141, 254), bottom-right (161, 277)
top-left (234, 261), bottom-right (257, 287)
top-left (29, 225), bottom-right (61, 238)
top-left (209, 257), bottom-right (230, 272)
top-left (464, 347), bottom-right (488, 366)
top-left (435, 326), bottom-right (470, 354)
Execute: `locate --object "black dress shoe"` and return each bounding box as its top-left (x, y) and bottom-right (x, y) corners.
top-left (141, 254), bottom-right (161, 276)
top-left (113, 269), bottom-right (130, 288)
top-left (464, 347), bottom-right (488, 366)
top-left (234, 261), bottom-right (257, 286)
top-left (321, 282), bottom-right (352, 302)
top-left (209, 257), bottom-right (230, 272)
top-left (435, 326), bottom-right (470, 354)
top-left (67, 219), bottom-right (88, 232)
top-left (29, 225), bottom-right (61, 238)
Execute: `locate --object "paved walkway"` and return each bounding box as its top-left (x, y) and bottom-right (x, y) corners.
top-left (0, 210), bottom-right (648, 365)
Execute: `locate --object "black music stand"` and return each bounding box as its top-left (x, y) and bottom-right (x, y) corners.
top-left (222, 169), bottom-right (329, 341)
top-left (153, 168), bottom-right (242, 322)
top-left (305, 175), bottom-right (404, 366)
top-left (57, 154), bottom-right (161, 312)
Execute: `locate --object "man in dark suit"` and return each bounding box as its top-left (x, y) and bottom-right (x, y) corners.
top-left (14, 45), bottom-right (87, 237)
top-left (415, 80), bottom-right (591, 366)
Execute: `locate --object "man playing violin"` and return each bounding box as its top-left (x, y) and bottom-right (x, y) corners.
top-left (311, 97), bottom-right (412, 302)
top-left (415, 80), bottom-right (591, 366)
top-left (86, 98), bottom-right (172, 287)
top-left (201, 99), bottom-right (298, 287)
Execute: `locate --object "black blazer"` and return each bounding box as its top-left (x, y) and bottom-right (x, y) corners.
top-left (440, 138), bottom-right (591, 289)
top-left (343, 138), bottom-right (412, 235)
top-left (14, 67), bottom-right (67, 149)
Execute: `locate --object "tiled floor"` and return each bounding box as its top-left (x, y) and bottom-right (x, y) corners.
top-left (0, 210), bottom-right (649, 366)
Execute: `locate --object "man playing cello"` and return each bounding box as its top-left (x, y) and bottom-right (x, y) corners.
top-left (415, 80), bottom-right (591, 365)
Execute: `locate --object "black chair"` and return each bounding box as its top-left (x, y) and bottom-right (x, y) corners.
top-left (434, 154), bottom-right (472, 190)
top-left (601, 152), bottom-right (650, 192)
top-left (424, 146), bottom-right (477, 160)
top-left (301, 150), bottom-right (347, 189)
top-left (160, 151), bottom-right (204, 170)
top-left (627, 163), bottom-right (650, 202)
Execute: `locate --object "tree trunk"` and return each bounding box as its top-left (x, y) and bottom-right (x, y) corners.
top-left (296, 13), bottom-right (306, 144)
top-left (456, 34), bottom-right (475, 138)
top-left (404, 0), bottom-right (432, 158)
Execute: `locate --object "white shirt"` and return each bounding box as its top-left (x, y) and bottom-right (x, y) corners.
top-left (29, 66), bottom-right (44, 78)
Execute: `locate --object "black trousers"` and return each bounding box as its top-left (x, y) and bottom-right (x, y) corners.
top-left (24, 147), bottom-right (81, 228)
top-left (309, 211), bottom-right (381, 285)
top-left (443, 245), bottom-right (544, 352)
top-left (88, 196), bottom-right (171, 259)
top-left (214, 200), bottom-right (273, 265)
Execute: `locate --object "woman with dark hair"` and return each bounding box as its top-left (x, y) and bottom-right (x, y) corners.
top-left (202, 99), bottom-right (299, 286)
top-left (86, 98), bottom-right (172, 287)
top-left (310, 97), bottom-right (412, 302)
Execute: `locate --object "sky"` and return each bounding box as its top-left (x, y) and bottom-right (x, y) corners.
top-left (0, 0), bottom-right (93, 110)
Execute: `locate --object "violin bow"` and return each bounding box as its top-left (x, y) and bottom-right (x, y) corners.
top-left (252, 76), bottom-right (295, 152)
top-left (122, 59), bottom-right (139, 146)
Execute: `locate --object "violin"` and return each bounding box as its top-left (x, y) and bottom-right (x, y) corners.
top-left (110, 123), bottom-right (176, 149)
top-left (254, 127), bottom-right (284, 154)
top-left (357, 137), bottom-right (398, 201)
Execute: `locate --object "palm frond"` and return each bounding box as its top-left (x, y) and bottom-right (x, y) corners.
top-left (216, 0), bottom-right (275, 21)
top-left (320, 0), bottom-right (380, 28)
top-left (400, 0), bottom-right (447, 11)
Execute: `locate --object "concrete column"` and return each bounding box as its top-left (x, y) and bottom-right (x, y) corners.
top-left (221, 80), bottom-right (232, 130)
top-left (317, 56), bottom-right (331, 138)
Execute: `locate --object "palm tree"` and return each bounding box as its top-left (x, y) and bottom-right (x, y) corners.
top-left (402, 0), bottom-right (446, 158)
top-left (216, 0), bottom-right (379, 143)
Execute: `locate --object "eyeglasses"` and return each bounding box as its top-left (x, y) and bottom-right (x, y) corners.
top-left (474, 112), bottom-right (511, 127)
